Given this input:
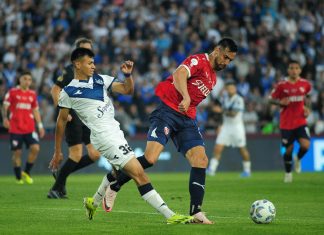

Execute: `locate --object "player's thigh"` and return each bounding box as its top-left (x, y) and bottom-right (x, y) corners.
top-left (24, 132), bottom-right (40, 152)
top-left (69, 144), bottom-right (83, 162)
top-left (296, 125), bottom-right (311, 149)
top-left (10, 133), bottom-right (24, 151)
top-left (185, 145), bottom-right (209, 168)
top-left (232, 127), bottom-right (246, 148)
top-left (85, 143), bottom-right (101, 160)
top-left (214, 144), bottom-right (225, 155)
top-left (144, 141), bottom-right (164, 164)
top-left (280, 128), bottom-right (295, 148)
top-left (65, 118), bottom-right (83, 147)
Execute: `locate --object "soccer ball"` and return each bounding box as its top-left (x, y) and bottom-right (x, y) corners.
top-left (250, 199), bottom-right (276, 224)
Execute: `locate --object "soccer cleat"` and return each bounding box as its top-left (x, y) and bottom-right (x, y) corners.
top-left (102, 186), bottom-right (117, 212)
top-left (21, 171), bottom-right (33, 184)
top-left (166, 214), bottom-right (194, 224)
top-left (47, 189), bottom-right (68, 199)
top-left (16, 179), bottom-right (24, 184)
top-left (284, 172), bottom-right (293, 183)
top-left (295, 158), bottom-right (301, 173)
top-left (192, 212), bottom-right (214, 224)
top-left (240, 171), bottom-right (251, 178)
top-left (84, 197), bottom-right (97, 220)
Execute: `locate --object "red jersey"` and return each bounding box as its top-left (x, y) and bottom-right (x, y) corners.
top-left (3, 87), bottom-right (38, 134)
top-left (155, 54), bottom-right (216, 119)
top-left (270, 78), bottom-right (311, 130)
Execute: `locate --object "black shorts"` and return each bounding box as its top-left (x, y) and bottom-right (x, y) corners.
top-left (280, 125), bottom-right (310, 147)
top-left (65, 110), bottom-right (91, 147)
top-left (10, 132), bottom-right (39, 151)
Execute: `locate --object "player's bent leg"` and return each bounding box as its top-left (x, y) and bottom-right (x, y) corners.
top-left (70, 144), bottom-right (100, 173)
top-left (22, 144), bottom-right (39, 184)
top-left (207, 144), bottom-right (224, 176)
top-left (295, 138), bottom-right (310, 173)
top-left (186, 146), bottom-right (213, 224)
top-left (145, 141), bottom-right (165, 165)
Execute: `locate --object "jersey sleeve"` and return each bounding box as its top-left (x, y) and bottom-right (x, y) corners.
top-left (58, 90), bottom-right (72, 109)
top-left (31, 92), bottom-right (39, 109)
top-left (180, 55), bottom-right (202, 78)
top-left (305, 81), bottom-right (312, 94)
top-left (3, 90), bottom-right (11, 106)
top-left (99, 74), bottom-right (116, 91)
top-left (270, 84), bottom-right (283, 99)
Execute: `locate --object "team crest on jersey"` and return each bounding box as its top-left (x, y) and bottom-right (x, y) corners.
top-left (299, 87), bottom-right (305, 93)
top-left (164, 126), bottom-right (169, 135)
top-left (28, 96), bottom-right (33, 102)
top-left (190, 58), bottom-right (198, 67)
top-left (95, 79), bottom-right (104, 85)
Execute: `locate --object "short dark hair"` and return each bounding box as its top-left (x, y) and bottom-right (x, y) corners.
top-left (225, 79), bottom-right (236, 86)
top-left (70, 48), bottom-right (95, 62)
top-left (20, 70), bottom-right (32, 77)
top-left (74, 37), bottom-right (93, 48)
top-left (288, 59), bottom-right (300, 66)
top-left (217, 38), bottom-right (238, 53)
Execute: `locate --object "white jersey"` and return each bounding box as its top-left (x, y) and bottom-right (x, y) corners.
top-left (216, 93), bottom-right (246, 147)
top-left (58, 73), bottom-right (134, 169)
top-left (221, 93), bottom-right (244, 127)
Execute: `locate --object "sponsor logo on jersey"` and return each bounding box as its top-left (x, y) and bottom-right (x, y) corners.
top-left (16, 102), bottom-right (31, 110)
top-left (191, 80), bottom-right (210, 96)
top-left (289, 95), bottom-right (304, 102)
top-left (97, 102), bottom-right (111, 118)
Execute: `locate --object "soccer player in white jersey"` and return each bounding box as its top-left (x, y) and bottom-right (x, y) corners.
top-left (49, 47), bottom-right (192, 224)
top-left (207, 80), bottom-right (251, 177)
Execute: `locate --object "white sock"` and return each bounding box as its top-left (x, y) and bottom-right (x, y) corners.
top-left (93, 175), bottom-right (111, 207)
top-left (209, 158), bottom-right (219, 173)
top-left (142, 189), bottom-right (175, 219)
top-left (242, 161), bottom-right (251, 173)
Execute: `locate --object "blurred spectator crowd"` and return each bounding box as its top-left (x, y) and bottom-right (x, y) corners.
top-left (0, 0), bottom-right (323, 136)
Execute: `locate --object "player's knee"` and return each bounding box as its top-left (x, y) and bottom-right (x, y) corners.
top-left (30, 144), bottom-right (40, 153)
top-left (88, 149), bottom-right (100, 160)
top-left (145, 156), bottom-right (157, 165)
top-left (191, 154), bottom-right (209, 168)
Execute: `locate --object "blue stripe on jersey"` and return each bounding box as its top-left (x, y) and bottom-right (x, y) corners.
top-left (64, 74), bottom-right (104, 101)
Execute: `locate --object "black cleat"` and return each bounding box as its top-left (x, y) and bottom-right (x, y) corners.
top-left (47, 189), bottom-right (68, 199)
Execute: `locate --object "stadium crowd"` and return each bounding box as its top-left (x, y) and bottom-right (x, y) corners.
top-left (0, 0), bottom-right (323, 136)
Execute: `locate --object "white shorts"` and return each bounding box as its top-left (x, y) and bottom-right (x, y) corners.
top-left (216, 124), bottom-right (246, 148)
top-left (91, 129), bottom-right (134, 170)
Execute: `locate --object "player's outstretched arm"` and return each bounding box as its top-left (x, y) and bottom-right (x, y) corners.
top-left (49, 108), bottom-right (69, 171)
top-left (111, 60), bottom-right (134, 95)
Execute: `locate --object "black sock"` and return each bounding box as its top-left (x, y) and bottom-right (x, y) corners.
top-left (110, 155), bottom-right (153, 192)
top-left (138, 183), bottom-right (154, 196)
top-left (283, 153), bottom-right (293, 173)
top-left (24, 162), bottom-right (34, 175)
top-left (71, 154), bottom-right (94, 173)
top-left (297, 148), bottom-right (308, 160)
top-left (14, 167), bottom-right (21, 180)
top-left (189, 167), bottom-right (206, 215)
top-left (52, 158), bottom-right (78, 191)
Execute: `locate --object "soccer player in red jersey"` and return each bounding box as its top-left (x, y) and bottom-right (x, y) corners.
top-left (269, 60), bottom-right (312, 183)
top-left (97, 38), bottom-right (238, 224)
top-left (2, 71), bottom-right (45, 184)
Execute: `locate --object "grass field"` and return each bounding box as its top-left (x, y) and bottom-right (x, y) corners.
top-left (0, 172), bottom-right (323, 235)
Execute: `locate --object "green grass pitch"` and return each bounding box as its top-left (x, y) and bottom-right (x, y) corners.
top-left (0, 172), bottom-right (323, 235)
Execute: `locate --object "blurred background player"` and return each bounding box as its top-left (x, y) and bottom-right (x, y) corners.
top-left (2, 71), bottom-right (45, 184)
top-left (207, 80), bottom-right (251, 177)
top-left (50, 47), bottom-right (193, 224)
top-left (269, 60), bottom-right (312, 183)
top-left (48, 38), bottom-right (104, 198)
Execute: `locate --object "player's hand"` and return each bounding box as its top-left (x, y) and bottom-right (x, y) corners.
top-left (178, 97), bottom-right (191, 113)
top-left (120, 60), bottom-right (134, 75)
top-left (49, 152), bottom-right (63, 171)
top-left (67, 114), bottom-right (72, 122)
top-left (280, 97), bottom-right (290, 106)
top-left (39, 127), bottom-right (45, 138)
top-left (3, 118), bottom-right (10, 129)
top-left (304, 106), bottom-right (310, 117)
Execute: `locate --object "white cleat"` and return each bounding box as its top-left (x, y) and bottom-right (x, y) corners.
top-left (102, 185), bottom-right (117, 212)
top-left (295, 158), bottom-right (301, 173)
top-left (284, 172), bottom-right (293, 183)
top-left (192, 212), bottom-right (214, 224)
